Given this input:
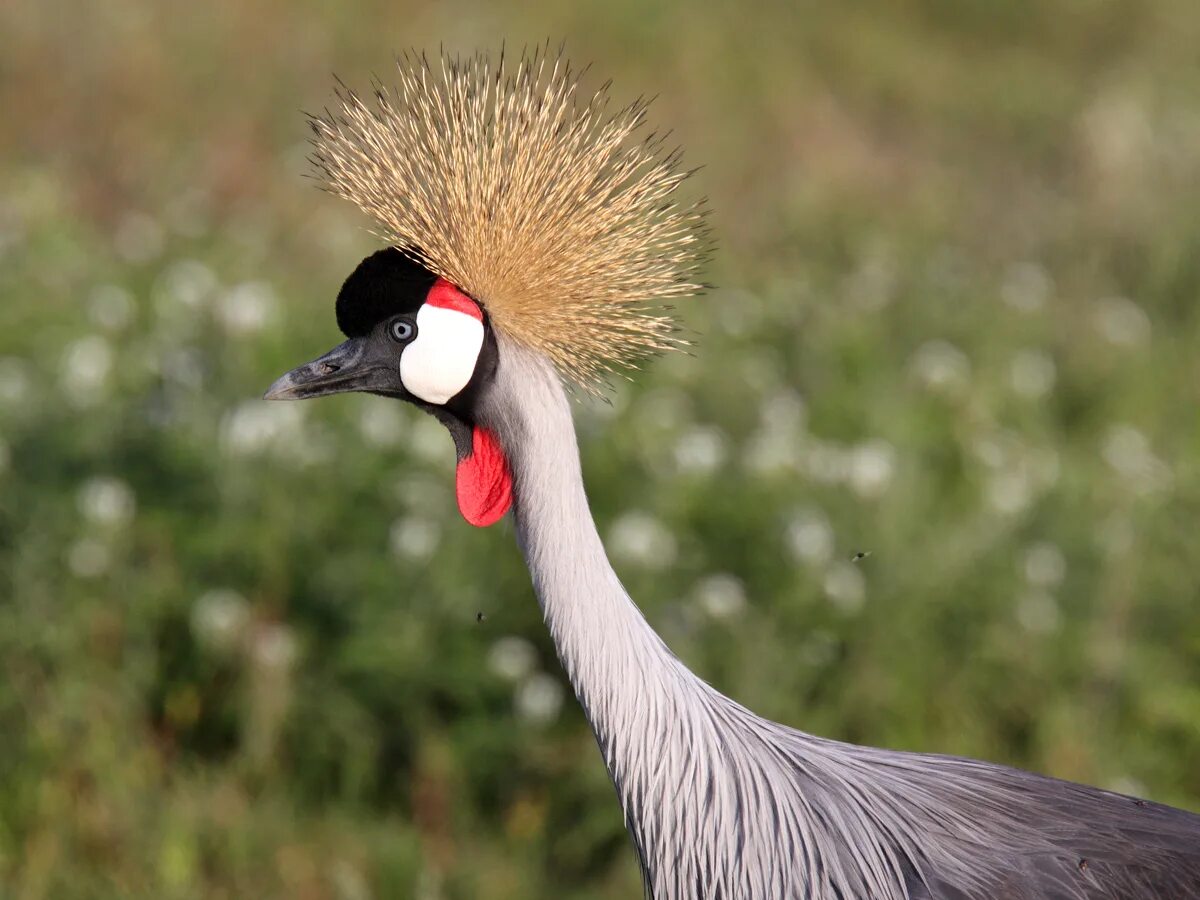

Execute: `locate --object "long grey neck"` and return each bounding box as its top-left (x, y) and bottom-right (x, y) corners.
top-left (476, 343), bottom-right (928, 899)
top-left (481, 345), bottom-right (695, 759)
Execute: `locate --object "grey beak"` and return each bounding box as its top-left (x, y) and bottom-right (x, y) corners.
top-left (264, 337), bottom-right (389, 400)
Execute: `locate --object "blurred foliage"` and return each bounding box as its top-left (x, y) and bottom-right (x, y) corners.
top-left (3, 0), bottom-right (1200, 897)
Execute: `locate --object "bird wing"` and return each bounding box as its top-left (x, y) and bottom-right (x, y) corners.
top-left (891, 753), bottom-right (1200, 899)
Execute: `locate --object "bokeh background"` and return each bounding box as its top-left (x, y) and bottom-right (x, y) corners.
top-left (4, 1), bottom-right (1200, 897)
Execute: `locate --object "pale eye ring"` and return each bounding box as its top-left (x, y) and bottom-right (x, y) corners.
top-left (389, 317), bottom-right (416, 343)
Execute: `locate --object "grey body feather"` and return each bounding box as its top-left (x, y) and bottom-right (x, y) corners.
top-left (478, 337), bottom-right (1200, 900)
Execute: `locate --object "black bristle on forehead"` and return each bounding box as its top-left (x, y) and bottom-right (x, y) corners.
top-left (335, 247), bottom-right (437, 337)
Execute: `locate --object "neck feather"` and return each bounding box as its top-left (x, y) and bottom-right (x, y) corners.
top-left (476, 340), bottom-right (930, 900)
top-left (479, 343), bottom-right (694, 754)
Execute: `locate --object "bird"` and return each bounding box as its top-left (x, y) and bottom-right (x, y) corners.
top-left (265, 48), bottom-right (1200, 900)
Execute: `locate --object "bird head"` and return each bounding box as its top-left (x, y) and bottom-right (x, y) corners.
top-left (265, 47), bottom-right (708, 527)
top-left (266, 246), bottom-right (509, 526)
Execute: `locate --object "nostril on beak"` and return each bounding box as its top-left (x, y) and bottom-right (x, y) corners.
top-left (319, 362), bottom-right (340, 375)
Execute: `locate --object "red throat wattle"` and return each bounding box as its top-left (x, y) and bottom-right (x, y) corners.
top-left (456, 426), bottom-right (512, 527)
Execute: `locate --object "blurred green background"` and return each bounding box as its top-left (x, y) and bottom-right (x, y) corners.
top-left (3, 0), bottom-right (1200, 897)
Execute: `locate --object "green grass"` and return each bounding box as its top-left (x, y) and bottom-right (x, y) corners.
top-left (3, 0), bottom-right (1200, 896)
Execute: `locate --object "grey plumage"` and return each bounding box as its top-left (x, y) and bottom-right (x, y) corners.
top-left (479, 336), bottom-right (1200, 900)
top-left (273, 52), bottom-right (1200, 898)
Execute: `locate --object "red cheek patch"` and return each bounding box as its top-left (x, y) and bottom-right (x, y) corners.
top-left (455, 426), bottom-right (512, 527)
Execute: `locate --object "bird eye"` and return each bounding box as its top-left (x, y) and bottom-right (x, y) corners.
top-left (389, 318), bottom-right (416, 343)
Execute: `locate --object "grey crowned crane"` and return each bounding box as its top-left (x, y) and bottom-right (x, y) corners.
top-left (266, 49), bottom-right (1200, 900)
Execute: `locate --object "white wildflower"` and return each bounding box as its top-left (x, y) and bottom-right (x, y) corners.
top-left (68, 538), bottom-right (111, 578)
top-left (1009, 349), bottom-right (1056, 399)
top-left (252, 622), bottom-right (298, 670)
top-left (843, 243), bottom-right (896, 312)
top-left (515, 673), bottom-right (564, 725)
top-left (77, 476), bottom-right (136, 528)
top-left (848, 440), bottom-right (895, 498)
top-left (693, 573), bottom-right (747, 620)
top-left (0, 358), bottom-right (31, 407)
top-left (154, 259), bottom-right (217, 313)
top-left (823, 562), bottom-right (866, 614)
top-left (191, 589), bottom-right (250, 654)
top-left (392, 474), bottom-right (450, 513)
top-left (1016, 591), bottom-right (1061, 634)
top-left (359, 403), bottom-right (406, 448)
top-left (911, 340), bottom-right (970, 394)
top-left (217, 281), bottom-right (278, 337)
top-left (408, 415), bottom-right (450, 465)
top-left (220, 401), bottom-right (305, 456)
top-left (1000, 262), bottom-right (1052, 313)
top-left (488, 636), bottom-right (538, 682)
top-left (743, 428), bottom-right (801, 475)
top-left (985, 468), bottom-right (1034, 516)
top-left (389, 516), bottom-right (441, 561)
top-left (1102, 424), bottom-right (1170, 494)
top-left (760, 389), bottom-right (807, 432)
top-left (674, 426), bottom-right (727, 475)
top-left (1094, 296), bottom-right (1150, 347)
top-left (609, 511), bottom-right (677, 569)
top-left (785, 508), bottom-right (834, 565)
top-left (1079, 91), bottom-right (1153, 184)
top-left (60, 335), bottom-right (113, 401)
top-left (1022, 542), bottom-right (1066, 588)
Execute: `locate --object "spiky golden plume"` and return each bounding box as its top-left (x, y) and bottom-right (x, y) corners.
top-left (308, 47), bottom-right (710, 389)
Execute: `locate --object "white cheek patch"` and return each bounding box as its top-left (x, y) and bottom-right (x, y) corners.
top-left (399, 304), bottom-right (485, 404)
